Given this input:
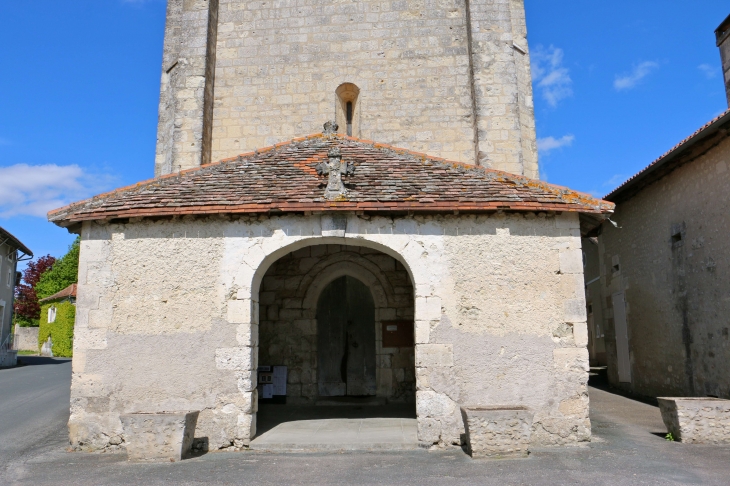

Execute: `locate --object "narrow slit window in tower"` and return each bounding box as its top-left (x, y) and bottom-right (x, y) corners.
top-left (335, 83), bottom-right (360, 137)
top-left (346, 101), bottom-right (353, 136)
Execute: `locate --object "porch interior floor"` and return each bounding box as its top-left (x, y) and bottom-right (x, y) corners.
top-left (250, 402), bottom-right (418, 451)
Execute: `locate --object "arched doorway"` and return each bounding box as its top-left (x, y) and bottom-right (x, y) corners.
top-left (252, 243), bottom-right (417, 449)
top-left (317, 276), bottom-right (376, 397)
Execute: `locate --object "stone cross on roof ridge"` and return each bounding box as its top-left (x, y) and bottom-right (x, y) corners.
top-left (316, 146), bottom-right (355, 200)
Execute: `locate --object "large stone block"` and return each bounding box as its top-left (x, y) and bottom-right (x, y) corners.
top-left (120, 411), bottom-right (199, 462)
top-left (553, 348), bottom-right (589, 373)
top-left (415, 296), bottom-right (442, 322)
top-left (417, 390), bottom-right (457, 418)
top-left (415, 344), bottom-right (453, 367)
top-left (559, 249), bottom-right (583, 274)
top-left (658, 398), bottom-right (730, 444)
top-left (563, 298), bottom-right (586, 323)
top-left (227, 299), bottom-right (252, 324)
top-left (460, 406), bottom-right (534, 459)
top-left (215, 347), bottom-right (256, 370)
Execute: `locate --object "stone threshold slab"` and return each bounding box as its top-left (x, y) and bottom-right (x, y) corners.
top-left (250, 418), bottom-right (418, 452)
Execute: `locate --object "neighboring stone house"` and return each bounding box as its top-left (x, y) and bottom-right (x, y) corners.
top-left (589, 109), bottom-right (730, 399)
top-left (48, 0), bottom-right (614, 452)
top-left (586, 18), bottom-right (730, 399)
top-left (0, 226), bottom-right (33, 367)
top-left (38, 284), bottom-right (77, 358)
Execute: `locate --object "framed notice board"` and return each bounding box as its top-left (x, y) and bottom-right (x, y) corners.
top-left (381, 320), bottom-right (414, 348)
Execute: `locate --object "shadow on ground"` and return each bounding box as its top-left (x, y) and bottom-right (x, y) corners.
top-left (14, 357), bottom-right (71, 368)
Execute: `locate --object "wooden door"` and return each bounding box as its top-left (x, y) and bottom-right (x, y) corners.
top-left (317, 276), bottom-right (376, 397)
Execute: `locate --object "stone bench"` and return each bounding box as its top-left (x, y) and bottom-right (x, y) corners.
top-left (658, 398), bottom-right (730, 444)
top-left (460, 406), bottom-right (533, 459)
top-left (120, 411), bottom-right (199, 462)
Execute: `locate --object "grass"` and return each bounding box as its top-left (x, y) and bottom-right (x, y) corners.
top-left (17, 350), bottom-right (39, 356)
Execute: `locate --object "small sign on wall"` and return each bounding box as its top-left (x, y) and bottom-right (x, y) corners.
top-left (381, 320), bottom-right (414, 348)
top-left (258, 365), bottom-right (287, 403)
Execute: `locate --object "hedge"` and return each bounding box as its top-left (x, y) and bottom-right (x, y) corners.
top-left (38, 300), bottom-right (75, 357)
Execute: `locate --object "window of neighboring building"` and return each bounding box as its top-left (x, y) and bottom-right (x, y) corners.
top-left (6, 267), bottom-right (11, 288)
top-left (48, 306), bottom-right (57, 323)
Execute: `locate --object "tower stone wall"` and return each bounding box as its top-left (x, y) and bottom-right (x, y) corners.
top-left (717, 14), bottom-right (730, 107)
top-left (155, 0), bottom-right (219, 176)
top-left (155, 0), bottom-right (539, 178)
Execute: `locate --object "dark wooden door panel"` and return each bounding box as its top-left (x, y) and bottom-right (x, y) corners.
top-left (317, 277), bottom-right (348, 396)
top-left (345, 277), bottom-right (376, 396)
top-left (317, 276), bottom-right (376, 397)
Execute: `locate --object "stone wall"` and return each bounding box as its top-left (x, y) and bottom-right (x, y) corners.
top-left (70, 211), bottom-right (588, 452)
top-left (155, 0), bottom-right (219, 176)
top-left (155, 0), bottom-right (539, 177)
top-left (14, 326), bottom-right (39, 352)
top-left (597, 135), bottom-right (730, 398)
top-left (258, 244), bottom-right (415, 404)
top-left (0, 240), bottom-right (19, 350)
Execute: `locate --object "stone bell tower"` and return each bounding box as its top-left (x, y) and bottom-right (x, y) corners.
top-left (155, 0), bottom-right (539, 179)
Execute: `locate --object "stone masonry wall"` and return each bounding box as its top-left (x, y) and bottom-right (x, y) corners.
top-left (155, 0), bottom-right (539, 177)
top-left (13, 326), bottom-right (39, 352)
top-left (598, 135), bottom-right (730, 399)
top-left (0, 240), bottom-right (19, 351)
top-left (258, 244), bottom-right (415, 404)
top-left (70, 211), bottom-right (588, 452)
top-left (155, 0), bottom-right (219, 176)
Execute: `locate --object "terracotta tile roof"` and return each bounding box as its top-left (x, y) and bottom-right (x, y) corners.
top-left (39, 283), bottom-right (77, 303)
top-left (48, 134), bottom-right (613, 226)
top-left (605, 109), bottom-right (730, 203)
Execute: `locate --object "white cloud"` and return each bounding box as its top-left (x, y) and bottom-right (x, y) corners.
top-left (614, 61), bottom-right (659, 91)
top-left (531, 45), bottom-right (573, 107)
top-left (698, 64), bottom-right (718, 79)
top-left (604, 174), bottom-right (628, 187)
top-left (537, 134), bottom-right (575, 154)
top-left (0, 164), bottom-right (115, 218)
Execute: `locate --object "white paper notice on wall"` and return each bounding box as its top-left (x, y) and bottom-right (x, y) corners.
top-left (262, 384), bottom-right (274, 399)
top-left (272, 366), bottom-right (287, 396)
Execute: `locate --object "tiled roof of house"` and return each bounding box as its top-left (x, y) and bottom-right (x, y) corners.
top-left (39, 283), bottom-right (77, 303)
top-left (0, 225), bottom-right (32, 257)
top-left (48, 134), bottom-right (613, 226)
top-left (605, 108), bottom-right (730, 203)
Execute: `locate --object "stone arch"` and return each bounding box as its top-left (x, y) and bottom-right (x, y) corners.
top-left (255, 242), bottom-right (416, 405)
top-left (298, 252), bottom-right (394, 310)
top-left (335, 83), bottom-right (360, 137)
top-left (249, 236), bottom-right (416, 302)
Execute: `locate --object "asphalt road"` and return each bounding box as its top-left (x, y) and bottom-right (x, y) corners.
top-left (2, 360), bottom-right (730, 485)
top-left (0, 357), bottom-right (71, 474)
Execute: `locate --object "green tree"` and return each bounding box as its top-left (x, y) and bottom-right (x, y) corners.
top-left (35, 237), bottom-right (80, 300)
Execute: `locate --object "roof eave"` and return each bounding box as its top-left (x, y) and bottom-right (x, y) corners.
top-left (0, 226), bottom-right (33, 257)
top-left (49, 203), bottom-right (614, 227)
top-left (605, 110), bottom-right (730, 203)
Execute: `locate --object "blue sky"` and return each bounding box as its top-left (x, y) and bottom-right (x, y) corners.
top-left (1, 0), bottom-right (728, 265)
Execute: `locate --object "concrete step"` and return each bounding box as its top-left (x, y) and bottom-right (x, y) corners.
top-left (250, 417), bottom-right (419, 452)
